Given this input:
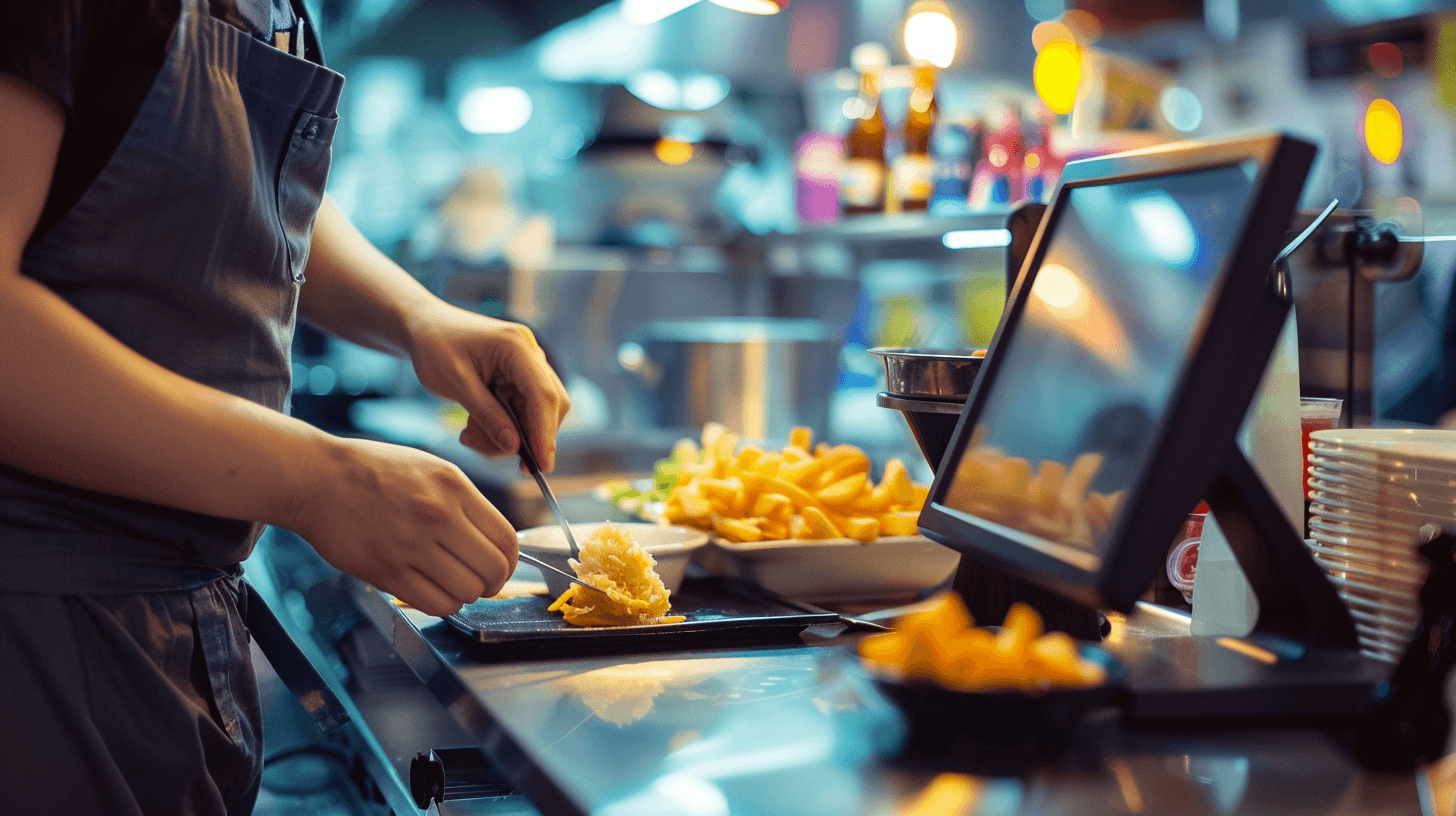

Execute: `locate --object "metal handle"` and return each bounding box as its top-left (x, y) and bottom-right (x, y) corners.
top-left (490, 378), bottom-right (580, 559)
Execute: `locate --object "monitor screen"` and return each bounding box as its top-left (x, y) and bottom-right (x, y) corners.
top-left (940, 162), bottom-right (1260, 572)
top-left (919, 133), bottom-right (1316, 611)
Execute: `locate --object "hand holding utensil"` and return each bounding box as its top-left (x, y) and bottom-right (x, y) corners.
top-left (490, 377), bottom-right (580, 559)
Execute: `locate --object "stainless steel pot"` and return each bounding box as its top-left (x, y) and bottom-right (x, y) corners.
top-left (618, 318), bottom-right (839, 442)
top-left (869, 346), bottom-right (985, 400)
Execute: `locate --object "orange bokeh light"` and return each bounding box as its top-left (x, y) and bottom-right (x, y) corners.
top-left (655, 138), bottom-right (695, 165)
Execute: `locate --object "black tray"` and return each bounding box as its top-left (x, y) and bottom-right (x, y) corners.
top-left (447, 576), bottom-right (843, 659)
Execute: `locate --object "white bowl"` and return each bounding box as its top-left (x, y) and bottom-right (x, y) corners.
top-left (516, 521), bottom-right (709, 599)
top-left (695, 535), bottom-right (960, 604)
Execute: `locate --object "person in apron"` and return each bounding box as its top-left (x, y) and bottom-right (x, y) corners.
top-left (0, 1), bottom-right (569, 813)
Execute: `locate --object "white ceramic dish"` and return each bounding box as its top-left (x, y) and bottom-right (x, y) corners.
top-left (1323, 571), bottom-right (1419, 604)
top-left (1307, 469), bottom-right (1456, 507)
top-left (1346, 603), bottom-right (1418, 633)
top-left (1307, 452), bottom-right (1456, 485)
top-left (1305, 537), bottom-right (1425, 582)
top-left (1310, 498), bottom-right (1456, 536)
top-left (1310, 428), bottom-right (1456, 468)
top-left (1308, 515), bottom-right (1435, 553)
top-left (1308, 484), bottom-right (1456, 526)
top-left (1336, 588), bottom-right (1419, 621)
top-left (695, 535), bottom-right (960, 604)
top-left (1308, 521), bottom-right (1426, 556)
top-left (516, 522), bottom-right (710, 599)
top-left (1307, 547), bottom-right (1423, 587)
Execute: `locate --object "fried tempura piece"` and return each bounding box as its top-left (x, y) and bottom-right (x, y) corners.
top-left (546, 523), bottom-right (683, 626)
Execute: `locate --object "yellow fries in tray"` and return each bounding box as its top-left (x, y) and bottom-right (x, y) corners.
top-left (662, 423), bottom-right (929, 544)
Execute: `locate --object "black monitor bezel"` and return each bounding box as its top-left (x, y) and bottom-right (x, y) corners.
top-left (919, 132), bottom-right (1318, 614)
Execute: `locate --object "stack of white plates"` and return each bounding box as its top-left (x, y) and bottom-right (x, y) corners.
top-left (1305, 428), bottom-right (1456, 662)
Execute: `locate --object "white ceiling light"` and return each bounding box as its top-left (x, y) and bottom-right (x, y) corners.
top-left (628, 71), bottom-right (730, 111)
top-left (903, 1), bottom-right (958, 68)
top-left (627, 70), bottom-right (682, 109)
top-left (458, 87), bottom-right (533, 134)
top-left (680, 74), bottom-right (730, 110)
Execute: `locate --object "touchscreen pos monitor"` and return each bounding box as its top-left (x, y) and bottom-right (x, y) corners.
top-left (918, 133), bottom-right (1388, 720)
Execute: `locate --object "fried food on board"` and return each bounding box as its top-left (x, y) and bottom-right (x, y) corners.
top-left (662, 423), bottom-right (929, 544)
top-left (858, 594), bottom-right (1106, 692)
top-left (547, 523), bottom-right (687, 627)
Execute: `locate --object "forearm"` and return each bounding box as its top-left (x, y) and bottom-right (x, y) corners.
top-left (298, 194), bottom-right (440, 356)
top-left (0, 273), bottom-right (326, 528)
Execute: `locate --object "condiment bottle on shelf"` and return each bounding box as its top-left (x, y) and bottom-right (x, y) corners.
top-left (1020, 105), bottom-right (1063, 204)
top-left (893, 61), bottom-right (939, 213)
top-left (929, 116), bottom-right (980, 215)
top-left (840, 44), bottom-right (889, 217)
top-left (967, 104), bottom-right (1024, 211)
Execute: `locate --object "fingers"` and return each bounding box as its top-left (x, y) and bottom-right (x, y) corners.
top-left (500, 347), bottom-right (570, 474)
top-left (443, 496), bottom-right (517, 595)
top-left (460, 415), bottom-right (513, 461)
top-left (390, 569), bottom-right (465, 619)
top-left (453, 375), bottom-right (519, 458)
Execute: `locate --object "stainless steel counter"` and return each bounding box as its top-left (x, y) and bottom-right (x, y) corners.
top-left (248, 526), bottom-right (1448, 816)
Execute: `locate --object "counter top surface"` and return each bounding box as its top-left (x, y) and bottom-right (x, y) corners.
top-left (252, 526), bottom-right (1449, 816)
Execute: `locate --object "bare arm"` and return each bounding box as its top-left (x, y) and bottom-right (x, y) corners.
top-left (300, 197), bottom-right (570, 472)
top-left (0, 75), bottom-right (513, 617)
top-left (0, 73), bottom-right (315, 528)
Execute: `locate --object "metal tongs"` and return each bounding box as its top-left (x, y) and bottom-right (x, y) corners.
top-left (489, 377), bottom-right (580, 559)
top-left (516, 551), bottom-right (611, 599)
top-left (489, 378), bottom-right (610, 600)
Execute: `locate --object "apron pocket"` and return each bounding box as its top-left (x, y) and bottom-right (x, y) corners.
top-left (276, 111), bottom-right (339, 283)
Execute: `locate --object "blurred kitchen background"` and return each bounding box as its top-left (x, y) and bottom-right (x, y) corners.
top-left (290, 0), bottom-right (1456, 496)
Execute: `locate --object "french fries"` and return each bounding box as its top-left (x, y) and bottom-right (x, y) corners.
top-left (662, 424), bottom-right (928, 544)
top-left (859, 595), bottom-right (1107, 692)
top-left (942, 438), bottom-right (1126, 550)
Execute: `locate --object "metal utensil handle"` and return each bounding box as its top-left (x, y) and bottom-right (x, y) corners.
top-left (490, 378), bottom-right (580, 558)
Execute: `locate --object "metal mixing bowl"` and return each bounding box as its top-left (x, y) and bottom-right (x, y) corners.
top-left (868, 347), bottom-right (986, 400)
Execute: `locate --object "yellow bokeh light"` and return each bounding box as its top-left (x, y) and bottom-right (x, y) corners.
top-left (655, 138), bottom-right (694, 165)
top-left (1365, 98), bottom-right (1403, 165)
top-left (1034, 39), bottom-right (1082, 115)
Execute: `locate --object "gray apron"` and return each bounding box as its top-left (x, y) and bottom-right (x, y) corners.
top-left (0, 0), bottom-right (342, 811)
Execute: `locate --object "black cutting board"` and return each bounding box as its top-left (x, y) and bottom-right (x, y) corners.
top-left (446, 576), bottom-right (842, 658)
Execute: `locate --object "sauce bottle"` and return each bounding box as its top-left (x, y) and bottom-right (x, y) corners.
top-left (840, 48), bottom-right (888, 217)
top-left (894, 62), bottom-right (939, 212)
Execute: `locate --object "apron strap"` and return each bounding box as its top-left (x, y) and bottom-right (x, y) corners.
top-left (242, 580), bottom-right (351, 735)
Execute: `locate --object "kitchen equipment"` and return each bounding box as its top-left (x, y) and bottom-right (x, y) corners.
top-left (617, 318), bottom-right (839, 442)
top-left (873, 392), bottom-right (961, 471)
top-left (870, 347), bottom-right (1103, 640)
top-left (516, 552), bottom-right (610, 600)
top-left (868, 346), bottom-right (985, 400)
top-left (491, 378), bottom-right (579, 558)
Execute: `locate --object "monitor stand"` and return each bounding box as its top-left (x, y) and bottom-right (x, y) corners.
top-left (1112, 443), bottom-right (1391, 722)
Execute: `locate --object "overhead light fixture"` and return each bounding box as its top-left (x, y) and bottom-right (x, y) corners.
top-left (707, 0), bottom-right (786, 14)
top-left (457, 86), bottom-right (533, 134)
top-left (903, 0), bottom-right (957, 68)
top-left (942, 228), bottom-right (1011, 249)
top-left (627, 70), bottom-right (730, 110)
